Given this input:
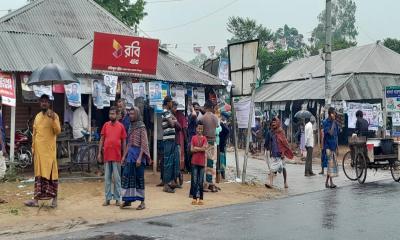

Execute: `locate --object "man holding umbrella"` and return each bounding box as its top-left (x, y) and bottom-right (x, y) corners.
top-left (25, 94), bottom-right (61, 207)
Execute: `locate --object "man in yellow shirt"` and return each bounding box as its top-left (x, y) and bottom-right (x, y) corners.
top-left (25, 94), bottom-right (61, 208)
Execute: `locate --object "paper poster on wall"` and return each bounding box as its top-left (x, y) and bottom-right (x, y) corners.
top-left (170, 84), bottom-right (185, 110)
top-left (121, 81), bottom-right (135, 108)
top-left (234, 98), bottom-right (255, 129)
top-left (103, 75), bottom-right (118, 101)
top-left (218, 58), bottom-right (229, 81)
top-left (347, 102), bottom-right (383, 130)
top-left (192, 86), bottom-right (205, 107)
top-left (64, 82), bottom-right (81, 107)
top-left (132, 82), bottom-right (146, 100)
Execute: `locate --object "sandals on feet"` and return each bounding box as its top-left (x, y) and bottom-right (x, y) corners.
top-left (24, 200), bottom-right (39, 208)
top-left (136, 203), bottom-right (146, 210)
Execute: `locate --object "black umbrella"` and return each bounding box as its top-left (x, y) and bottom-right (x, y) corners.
top-left (294, 110), bottom-right (313, 119)
top-left (27, 62), bottom-right (78, 86)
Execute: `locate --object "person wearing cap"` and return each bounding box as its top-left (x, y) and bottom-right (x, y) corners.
top-left (198, 100), bottom-right (219, 192)
top-left (160, 96), bottom-right (179, 193)
top-left (24, 94), bottom-right (61, 208)
top-left (171, 101), bottom-right (183, 187)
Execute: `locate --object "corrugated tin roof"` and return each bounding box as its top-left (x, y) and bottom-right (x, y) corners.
top-left (268, 42), bottom-right (400, 83)
top-left (0, 32), bottom-right (224, 85)
top-left (0, 0), bottom-right (134, 39)
top-left (334, 74), bottom-right (400, 100)
top-left (255, 74), bottom-right (351, 102)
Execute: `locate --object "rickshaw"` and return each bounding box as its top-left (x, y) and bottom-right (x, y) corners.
top-left (342, 136), bottom-right (400, 184)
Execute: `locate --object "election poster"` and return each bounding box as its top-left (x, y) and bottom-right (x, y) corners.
top-left (218, 58), bottom-right (229, 81)
top-left (120, 80), bottom-right (135, 108)
top-left (132, 82), bottom-right (146, 100)
top-left (192, 86), bottom-right (205, 107)
top-left (170, 84), bottom-right (185, 110)
top-left (347, 102), bottom-right (383, 130)
top-left (234, 98), bottom-right (255, 129)
top-left (103, 74), bottom-right (118, 101)
top-left (92, 79), bottom-right (109, 109)
top-left (149, 82), bottom-right (168, 112)
top-left (64, 82), bottom-right (81, 107)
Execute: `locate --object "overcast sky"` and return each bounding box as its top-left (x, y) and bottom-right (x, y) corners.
top-left (1, 0), bottom-right (399, 60)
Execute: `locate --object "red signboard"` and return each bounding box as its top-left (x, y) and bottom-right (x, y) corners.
top-left (0, 73), bottom-right (16, 106)
top-left (92, 32), bottom-right (159, 75)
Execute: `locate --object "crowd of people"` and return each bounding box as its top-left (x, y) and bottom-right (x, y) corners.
top-left (0, 94), bottom-right (351, 207)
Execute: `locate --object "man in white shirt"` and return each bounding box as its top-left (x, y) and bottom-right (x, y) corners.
top-left (304, 118), bottom-right (315, 176)
top-left (72, 106), bottom-right (89, 140)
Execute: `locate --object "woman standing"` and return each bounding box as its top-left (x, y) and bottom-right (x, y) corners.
top-left (121, 107), bottom-right (151, 210)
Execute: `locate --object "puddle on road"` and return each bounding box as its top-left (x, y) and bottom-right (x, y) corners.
top-left (79, 234), bottom-right (155, 240)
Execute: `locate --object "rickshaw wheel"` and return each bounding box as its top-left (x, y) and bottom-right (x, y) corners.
top-left (342, 151), bottom-right (357, 181)
top-left (390, 160), bottom-right (400, 182)
top-left (355, 153), bottom-right (367, 184)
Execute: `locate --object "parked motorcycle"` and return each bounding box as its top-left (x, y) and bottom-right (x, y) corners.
top-left (5, 119), bottom-right (33, 169)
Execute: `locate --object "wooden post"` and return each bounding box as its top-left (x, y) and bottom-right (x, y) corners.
top-left (153, 109), bottom-right (157, 174)
top-left (88, 96), bottom-right (92, 142)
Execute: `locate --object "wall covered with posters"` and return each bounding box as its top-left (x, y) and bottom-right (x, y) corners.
top-left (346, 102), bottom-right (383, 131)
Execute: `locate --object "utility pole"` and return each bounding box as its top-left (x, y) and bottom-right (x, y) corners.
top-left (324, 0), bottom-right (332, 114)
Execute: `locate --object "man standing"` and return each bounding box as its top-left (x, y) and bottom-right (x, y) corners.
top-left (24, 94), bottom-right (61, 208)
top-left (322, 107), bottom-right (339, 188)
top-left (198, 100), bottom-right (219, 192)
top-left (264, 117), bottom-right (293, 189)
top-left (161, 96), bottom-right (179, 193)
top-left (304, 118), bottom-right (315, 176)
top-left (72, 105), bottom-right (89, 140)
top-left (355, 110), bottom-right (369, 137)
top-left (98, 107), bottom-right (127, 206)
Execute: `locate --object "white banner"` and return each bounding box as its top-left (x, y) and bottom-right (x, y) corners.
top-left (234, 98), bottom-right (255, 129)
top-left (347, 102), bottom-right (383, 131)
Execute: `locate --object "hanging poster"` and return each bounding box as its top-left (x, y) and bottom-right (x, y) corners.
top-left (218, 58), bottom-right (229, 82)
top-left (132, 82), bottom-right (146, 99)
top-left (149, 82), bottom-right (168, 112)
top-left (192, 86), bottom-right (205, 107)
top-left (103, 75), bottom-right (118, 101)
top-left (92, 79), bottom-right (106, 109)
top-left (33, 85), bottom-right (53, 100)
top-left (121, 80), bottom-right (135, 108)
top-left (347, 102), bottom-right (383, 130)
top-left (79, 78), bottom-right (92, 94)
top-left (0, 73), bottom-right (16, 107)
top-left (170, 84), bottom-right (185, 110)
top-left (64, 82), bottom-right (81, 107)
top-left (234, 98), bottom-right (255, 129)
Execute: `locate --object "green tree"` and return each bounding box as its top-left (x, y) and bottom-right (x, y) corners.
top-left (189, 53), bottom-right (208, 68)
top-left (383, 38), bottom-right (400, 54)
top-left (95, 0), bottom-right (147, 27)
top-left (227, 17), bottom-right (274, 43)
top-left (225, 17), bottom-right (305, 85)
top-left (310, 0), bottom-right (358, 54)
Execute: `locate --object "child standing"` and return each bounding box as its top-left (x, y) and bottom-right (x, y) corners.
top-left (189, 123), bottom-right (208, 205)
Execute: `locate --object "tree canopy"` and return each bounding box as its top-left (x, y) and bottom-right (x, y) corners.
top-left (310, 0), bottom-right (358, 54)
top-left (95, 0), bottom-right (147, 28)
top-left (384, 38), bottom-right (400, 54)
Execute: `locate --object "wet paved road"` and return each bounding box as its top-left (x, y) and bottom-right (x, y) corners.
top-left (48, 180), bottom-right (400, 240)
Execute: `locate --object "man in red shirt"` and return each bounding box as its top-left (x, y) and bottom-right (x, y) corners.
top-left (98, 107), bottom-right (127, 206)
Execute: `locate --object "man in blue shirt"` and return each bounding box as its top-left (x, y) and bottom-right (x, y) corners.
top-left (322, 107), bottom-right (339, 188)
